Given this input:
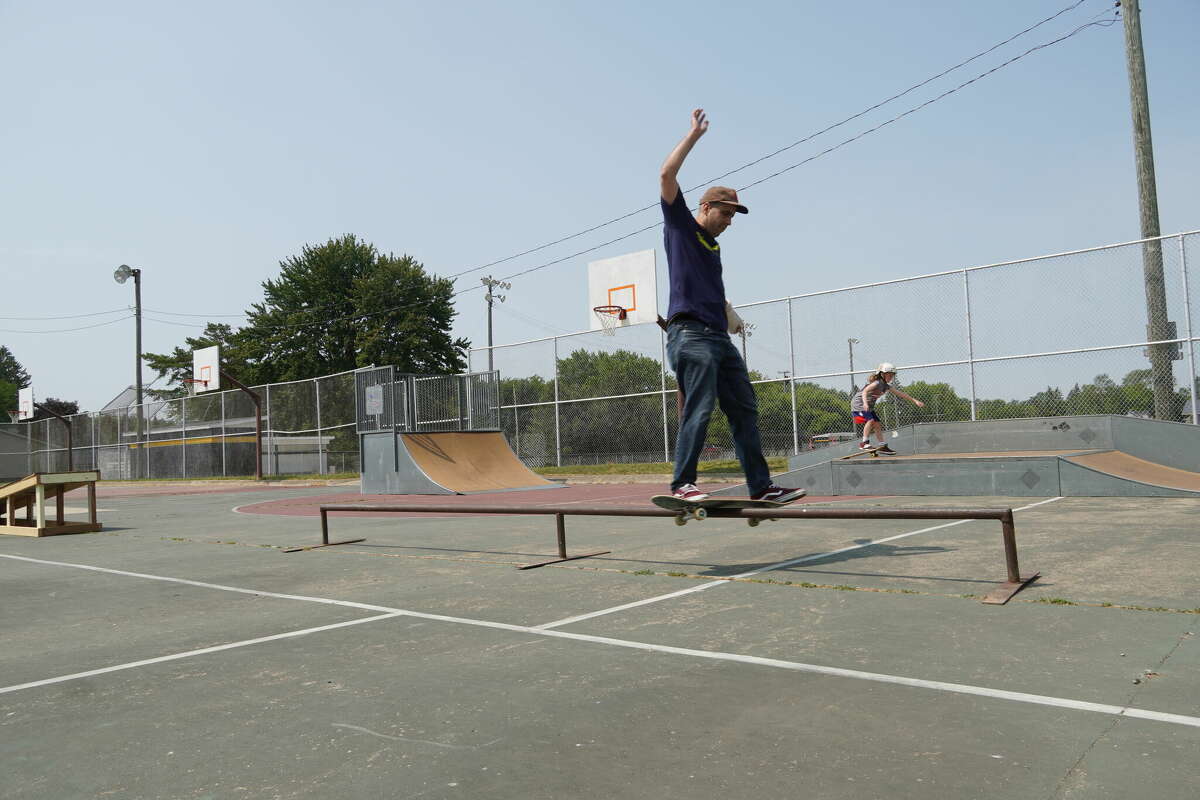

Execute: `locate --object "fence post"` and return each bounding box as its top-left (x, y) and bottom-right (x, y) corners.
top-left (265, 384), bottom-right (272, 477)
top-left (787, 298), bottom-right (799, 454)
top-left (220, 390), bottom-right (227, 477)
top-left (553, 336), bottom-right (562, 467)
top-left (512, 386), bottom-right (520, 457)
top-left (1179, 234), bottom-right (1198, 424)
top-left (315, 376), bottom-right (324, 474)
top-left (182, 395), bottom-right (187, 479)
top-left (963, 270), bottom-right (978, 421)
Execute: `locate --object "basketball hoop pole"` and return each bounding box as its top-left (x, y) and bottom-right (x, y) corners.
top-left (34, 403), bottom-right (73, 471)
top-left (220, 370), bottom-right (263, 481)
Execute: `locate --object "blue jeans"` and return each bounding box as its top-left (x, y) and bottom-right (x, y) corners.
top-left (666, 319), bottom-right (771, 494)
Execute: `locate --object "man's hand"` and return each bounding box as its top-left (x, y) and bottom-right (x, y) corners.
top-left (725, 301), bottom-right (744, 335)
top-left (661, 108), bottom-right (710, 203)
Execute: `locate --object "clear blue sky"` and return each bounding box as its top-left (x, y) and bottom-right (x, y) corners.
top-left (2, 0), bottom-right (1197, 412)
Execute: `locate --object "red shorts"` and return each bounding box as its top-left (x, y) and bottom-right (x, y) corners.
top-left (853, 410), bottom-right (878, 424)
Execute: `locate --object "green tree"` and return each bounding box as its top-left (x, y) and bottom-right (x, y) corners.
top-left (897, 381), bottom-right (972, 424)
top-left (31, 398), bottom-right (80, 421)
top-left (145, 235), bottom-right (469, 396)
top-left (793, 382), bottom-right (852, 441)
top-left (0, 379), bottom-right (17, 419)
top-left (241, 235), bottom-right (467, 383)
top-left (143, 323), bottom-right (242, 400)
top-left (554, 348), bottom-right (665, 460)
top-left (0, 345), bottom-right (30, 388)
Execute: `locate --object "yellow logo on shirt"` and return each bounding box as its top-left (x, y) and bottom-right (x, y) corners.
top-left (696, 231), bottom-right (720, 252)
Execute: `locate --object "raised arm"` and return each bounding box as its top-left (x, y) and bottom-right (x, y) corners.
top-left (660, 108), bottom-right (708, 203)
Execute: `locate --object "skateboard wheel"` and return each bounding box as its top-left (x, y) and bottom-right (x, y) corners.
top-left (694, 508), bottom-right (708, 521)
top-left (747, 518), bottom-right (760, 527)
top-left (674, 515), bottom-right (688, 526)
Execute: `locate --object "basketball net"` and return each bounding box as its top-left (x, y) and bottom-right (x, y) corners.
top-left (183, 379), bottom-right (209, 396)
top-left (593, 305), bottom-right (627, 336)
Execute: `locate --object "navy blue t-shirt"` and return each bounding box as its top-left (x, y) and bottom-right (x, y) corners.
top-left (661, 189), bottom-right (726, 331)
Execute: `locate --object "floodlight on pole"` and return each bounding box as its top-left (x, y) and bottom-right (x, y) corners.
top-left (115, 264), bottom-right (144, 476)
top-left (481, 276), bottom-right (512, 373)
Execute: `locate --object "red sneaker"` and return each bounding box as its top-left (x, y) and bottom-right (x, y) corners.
top-left (671, 483), bottom-right (709, 502)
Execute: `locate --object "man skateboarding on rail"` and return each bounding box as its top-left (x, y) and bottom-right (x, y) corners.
top-left (659, 108), bottom-right (804, 505)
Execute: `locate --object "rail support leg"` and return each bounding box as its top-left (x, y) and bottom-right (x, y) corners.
top-left (981, 510), bottom-right (1039, 604)
top-left (517, 512), bottom-right (610, 569)
top-left (283, 508), bottom-right (366, 552)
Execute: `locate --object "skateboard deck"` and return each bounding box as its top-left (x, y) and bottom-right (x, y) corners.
top-left (840, 445), bottom-right (885, 460)
top-left (651, 495), bottom-right (798, 526)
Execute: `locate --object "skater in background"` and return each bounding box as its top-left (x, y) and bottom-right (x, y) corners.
top-left (851, 363), bottom-right (925, 453)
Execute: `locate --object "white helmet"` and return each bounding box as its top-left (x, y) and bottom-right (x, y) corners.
top-left (877, 362), bottom-right (896, 374)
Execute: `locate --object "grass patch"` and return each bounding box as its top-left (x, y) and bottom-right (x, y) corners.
top-left (632, 569), bottom-right (655, 576)
top-left (1037, 597), bottom-right (1077, 606)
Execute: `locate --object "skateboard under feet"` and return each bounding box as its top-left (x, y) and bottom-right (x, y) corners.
top-left (650, 495), bottom-right (796, 526)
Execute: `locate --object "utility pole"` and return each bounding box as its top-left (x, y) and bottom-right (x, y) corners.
top-left (481, 276), bottom-right (510, 373)
top-left (114, 264), bottom-right (144, 477)
top-left (1122, 0), bottom-right (1175, 419)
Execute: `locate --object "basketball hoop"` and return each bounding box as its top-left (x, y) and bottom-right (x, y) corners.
top-left (182, 378), bottom-right (209, 396)
top-left (593, 305), bottom-right (627, 336)
top-left (6, 410), bottom-right (19, 424)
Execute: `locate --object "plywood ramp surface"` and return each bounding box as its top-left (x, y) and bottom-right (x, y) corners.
top-left (1066, 451), bottom-right (1200, 492)
top-left (400, 432), bottom-right (556, 493)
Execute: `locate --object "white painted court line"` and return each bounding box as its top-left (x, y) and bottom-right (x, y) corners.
top-left (0, 613), bottom-right (404, 696)
top-left (0, 553), bottom-right (400, 614)
top-left (3, 531), bottom-right (1198, 732)
top-left (534, 497), bottom-right (1063, 630)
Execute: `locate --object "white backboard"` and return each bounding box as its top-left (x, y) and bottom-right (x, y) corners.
top-left (17, 387), bottom-right (34, 420)
top-left (587, 249), bottom-right (658, 331)
top-left (192, 346), bottom-right (221, 392)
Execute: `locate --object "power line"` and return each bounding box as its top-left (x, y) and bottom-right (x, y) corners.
top-left (736, 17), bottom-right (1119, 195)
top-left (444, 0), bottom-right (1100, 285)
top-left (463, 14), bottom-right (1117, 293)
top-left (0, 308), bottom-right (127, 321)
top-left (0, 314), bottom-right (134, 334)
top-left (170, 10), bottom-right (1115, 337)
top-left (23, 4), bottom-right (1111, 341)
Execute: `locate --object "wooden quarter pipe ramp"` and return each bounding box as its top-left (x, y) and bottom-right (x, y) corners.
top-left (360, 431), bottom-right (560, 495)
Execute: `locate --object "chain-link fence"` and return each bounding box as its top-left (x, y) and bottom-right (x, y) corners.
top-left (5, 369), bottom-right (360, 479)
top-left (470, 231), bottom-right (1200, 467)
top-left (1, 369), bottom-right (503, 480)
top-left (4, 232), bottom-right (1196, 478)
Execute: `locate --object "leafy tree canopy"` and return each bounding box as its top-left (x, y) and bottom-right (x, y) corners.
top-left (0, 345), bottom-right (30, 387)
top-left (144, 235), bottom-right (469, 394)
top-left (0, 379), bottom-right (17, 418)
top-left (32, 397), bottom-right (80, 420)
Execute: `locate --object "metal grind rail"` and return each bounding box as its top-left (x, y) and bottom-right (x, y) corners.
top-left (289, 504), bottom-right (1038, 604)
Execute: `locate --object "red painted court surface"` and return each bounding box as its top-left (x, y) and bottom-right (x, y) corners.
top-left (235, 483), bottom-right (857, 517)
